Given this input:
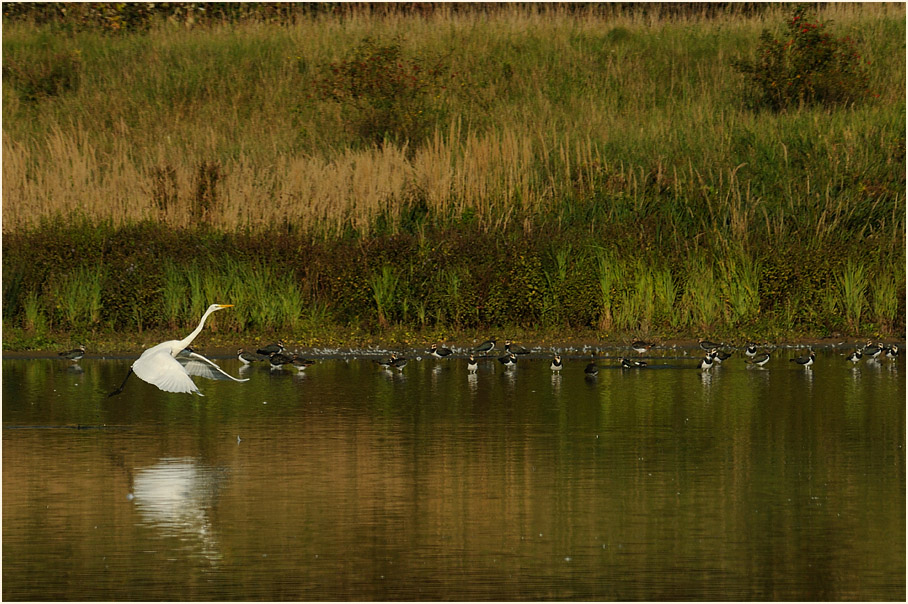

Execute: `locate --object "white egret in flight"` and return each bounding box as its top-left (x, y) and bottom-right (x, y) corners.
top-left (108, 304), bottom-right (247, 397)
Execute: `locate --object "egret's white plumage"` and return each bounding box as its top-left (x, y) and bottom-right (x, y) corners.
top-left (179, 351), bottom-right (250, 382)
top-left (110, 304), bottom-right (246, 397)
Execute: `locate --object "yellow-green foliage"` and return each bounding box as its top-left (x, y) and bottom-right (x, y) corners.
top-left (22, 291), bottom-right (46, 335)
top-left (51, 265), bottom-right (105, 331)
top-left (869, 261), bottom-right (902, 333)
top-left (681, 256), bottom-right (722, 331)
top-left (369, 265), bottom-right (399, 328)
top-left (837, 258), bottom-right (868, 332)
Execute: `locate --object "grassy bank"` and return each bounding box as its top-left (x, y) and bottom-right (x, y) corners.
top-left (2, 221), bottom-right (904, 351)
top-left (2, 4), bottom-right (905, 348)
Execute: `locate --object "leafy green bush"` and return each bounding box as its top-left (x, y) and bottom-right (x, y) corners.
top-left (732, 5), bottom-right (870, 111)
top-left (313, 37), bottom-right (449, 148)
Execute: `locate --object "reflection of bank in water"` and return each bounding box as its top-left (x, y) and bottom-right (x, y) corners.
top-left (130, 457), bottom-right (227, 562)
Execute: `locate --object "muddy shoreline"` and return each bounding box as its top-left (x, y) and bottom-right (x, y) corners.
top-left (4, 336), bottom-right (894, 360)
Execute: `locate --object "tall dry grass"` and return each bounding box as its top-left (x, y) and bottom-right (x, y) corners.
top-left (2, 4), bottom-right (903, 252)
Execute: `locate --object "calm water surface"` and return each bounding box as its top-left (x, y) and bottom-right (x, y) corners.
top-left (3, 347), bottom-right (904, 600)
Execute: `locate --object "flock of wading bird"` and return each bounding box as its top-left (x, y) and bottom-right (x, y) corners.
top-left (50, 304), bottom-right (901, 397)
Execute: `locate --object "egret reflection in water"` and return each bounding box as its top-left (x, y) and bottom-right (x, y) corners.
top-left (130, 458), bottom-right (226, 561)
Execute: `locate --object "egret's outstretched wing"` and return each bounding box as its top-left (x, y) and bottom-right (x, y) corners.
top-left (133, 350), bottom-right (202, 395)
top-left (179, 352), bottom-right (250, 383)
top-left (110, 304), bottom-right (237, 396)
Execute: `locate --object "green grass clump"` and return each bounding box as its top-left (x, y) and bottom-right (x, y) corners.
top-left (161, 262), bottom-right (188, 329)
top-left (652, 267), bottom-right (679, 329)
top-left (172, 260), bottom-right (312, 333)
top-left (870, 263), bottom-right (902, 334)
top-left (836, 259), bottom-right (868, 333)
top-left (612, 259), bottom-right (657, 332)
top-left (594, 250), bottom-right (622, 332)
top-left (719, 254), bottom-right (761, 325)
top-left (369, 265), bottom-right (400, 328)
top-left (681, 256), bottom-right (722, 332)
top-left (22, 292), bottom-right (46, 335)
top-left (51, 265), bottom-right (105, 331)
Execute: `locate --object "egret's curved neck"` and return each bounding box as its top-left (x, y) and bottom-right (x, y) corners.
top-left (173, 306), bottom-right (219, 355)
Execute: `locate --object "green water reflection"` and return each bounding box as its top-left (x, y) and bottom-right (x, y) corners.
top-left (2, 350), bottom-right (904, 600)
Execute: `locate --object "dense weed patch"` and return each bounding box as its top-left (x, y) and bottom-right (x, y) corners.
top-left (2, 222), bottom-right (904, 342)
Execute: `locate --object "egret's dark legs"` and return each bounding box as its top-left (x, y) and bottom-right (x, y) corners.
top-left (108, 368), bottom-right (134, 398)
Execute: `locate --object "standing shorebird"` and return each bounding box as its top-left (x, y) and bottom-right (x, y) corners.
top-left (697, 350), bottom-right (718, 370)
top-left (375, 354), bottom-right (399, 369)
top-left (631, 340), bottom-right (653, 354)
top-left (498, 352), bottom-right (517, 368)
top-left (862, 341), bottom-right (883, 360)
top-left (59, 344), bottom-right (86, 362)
top-left (292, 356), bottom-right (316, 372)
top-left (504, 340), bottom-right (530, 355)
top-left (713, 350), bottom-right (733, 363)
top-left (790, 351), bottom-right (816, 368)
top-left (550, 354), bottom-right (563, 372)
top-left (467, 354), bottom-right (479, 374)
top-left (257, 340), bottom-right (285, 356)
top-left (473, 339), bottom-right (497, 355)
top-left (883, 344), bottom-right (900, 360)
top-left (745, 352), bottom-right (771, 367)
top-left (845, 350), bottom-right (863, 364)
top-left (744, 344), bottom-right (758, 357)
top-left (237, 348), bottom-right (261, 365)
top-left (698, 339), bottom-right (721, 351)
top-left (268, 351), bottom-right (295, 370)
top-left (430, 343), bottom-right (453, 359)
top-left (584, 353), bottom-right (599, 377)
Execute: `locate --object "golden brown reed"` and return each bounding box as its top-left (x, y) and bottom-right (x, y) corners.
top-left (4, 125), bottom-right (597, 235)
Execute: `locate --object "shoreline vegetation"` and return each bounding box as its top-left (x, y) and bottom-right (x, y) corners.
top-left (2, 3), bottom-right (905, 352)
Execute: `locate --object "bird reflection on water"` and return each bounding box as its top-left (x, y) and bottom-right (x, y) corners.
top-left (130, 458), bottom-right (227, 563)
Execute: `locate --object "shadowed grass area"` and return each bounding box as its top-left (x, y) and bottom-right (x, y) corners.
top-left (2, 222), bottom-right (904, 348)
